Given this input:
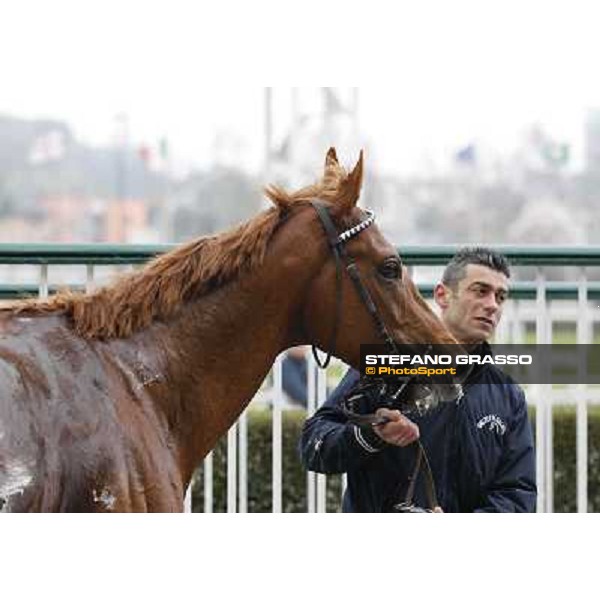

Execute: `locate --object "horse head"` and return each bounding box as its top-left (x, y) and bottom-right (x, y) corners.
top-left (280, 148), bottom-right (464, 405)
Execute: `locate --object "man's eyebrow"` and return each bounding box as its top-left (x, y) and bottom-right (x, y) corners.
top-left (468, 280), bottom-right (491, 289)
top-left (469, 281), bottom-right (509, 294)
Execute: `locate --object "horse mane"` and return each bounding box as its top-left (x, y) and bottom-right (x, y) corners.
top-left (4, 150), bottom-right (361, 339)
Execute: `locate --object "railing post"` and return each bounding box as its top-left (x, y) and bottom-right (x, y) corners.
top-left (534, 270), bottom-right (545, 513)
top-left (227, 422), bottom-right (238, 513)
top-left (535, 268), bottom-right (553, 513)
top-left (183, 486), bottom-right (192, 512)
top-left (86, 264), bottom-right (95, 293)
top-left (576, 268), bottom-right (589, 513)
top-left (272, 353), bottom-right (283, 513)
top-left (203, 452), bottom-right (214, 513)
top-left (39, 264), bottom-right (49, 299)
top-left (238, 408), bottom-right (248, 513)
top-left (306, 351), bottom-right (318, 513)
top-left (315, 362), bottom-right (328, 513)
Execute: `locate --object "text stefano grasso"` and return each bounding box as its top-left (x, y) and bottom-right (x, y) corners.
top-left (364, 353), bottom-right (533, 366)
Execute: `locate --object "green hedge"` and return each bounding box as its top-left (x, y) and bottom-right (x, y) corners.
top-left (549, 405), bottom-right (600, 512)
top-left (191, 405), bottom-right (600, 512)
top-left (191, 408), bottom-right (342, 513)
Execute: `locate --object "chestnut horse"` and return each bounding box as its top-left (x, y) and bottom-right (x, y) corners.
top-left (0, 149), bottom-right (457, 512)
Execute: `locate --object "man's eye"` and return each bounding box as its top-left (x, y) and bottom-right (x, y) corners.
top-left (379, 260), bottom-right (402, 280)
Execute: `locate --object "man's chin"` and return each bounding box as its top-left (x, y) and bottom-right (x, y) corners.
top-left (474, 321), bottom-right (496, 337)
top-left (464, 329), bottom-right (493, 345)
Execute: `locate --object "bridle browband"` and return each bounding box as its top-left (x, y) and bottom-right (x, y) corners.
top-left (309, 200), bottom-right (400, 369)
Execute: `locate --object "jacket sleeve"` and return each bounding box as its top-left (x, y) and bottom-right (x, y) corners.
top-left (299, 368), bottom-right (389, 474)
top-left (475, 388), bottom-right (537, 512)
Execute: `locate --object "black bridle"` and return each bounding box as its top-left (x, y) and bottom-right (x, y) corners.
top-left (308, 201), bottom-right (454, 420)
top-left (309, 200), bottom-right (400, 369)
top-left (308, 200), bottom-right (443, 511)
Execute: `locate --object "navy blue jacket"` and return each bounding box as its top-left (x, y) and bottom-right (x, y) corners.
top-left (300, 346), bottom-right (537, 512)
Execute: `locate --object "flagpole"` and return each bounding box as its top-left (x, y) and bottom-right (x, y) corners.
top-left (114, 112), bottom-right (129, 243)
top-left (263, 88), bottom-right (273, 208)
top-left (160, 137), bottom-right (174, 242)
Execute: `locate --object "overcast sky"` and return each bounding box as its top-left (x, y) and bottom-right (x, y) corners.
top-left (2, 0), bottom-right (599, 176)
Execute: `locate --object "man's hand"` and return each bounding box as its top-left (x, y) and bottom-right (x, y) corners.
top-left (372, 408), bottom-right (420, 447)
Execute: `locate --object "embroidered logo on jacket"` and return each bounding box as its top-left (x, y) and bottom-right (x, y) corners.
top-left (476, 414), bottom-right (507, 435)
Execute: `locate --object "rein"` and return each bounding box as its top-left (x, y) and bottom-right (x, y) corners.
top-left (390, 441), bottom-right (439, 512)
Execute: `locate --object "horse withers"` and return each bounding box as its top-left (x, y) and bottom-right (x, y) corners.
top-left (0, 148), bottom-right (460, 512)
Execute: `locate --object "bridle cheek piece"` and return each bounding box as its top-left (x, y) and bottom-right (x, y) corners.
top-left (308, 201), bottom-right (441, 417)
top-left (309, 200), bottom-right (399, 369)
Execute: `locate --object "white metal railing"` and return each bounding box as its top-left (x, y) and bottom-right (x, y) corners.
top-left (223, 271), bottom-right (600, 514)
top-left (1, 252), bottom-right (599, 513)
top-left (212, 294), bottom-right (600, 514)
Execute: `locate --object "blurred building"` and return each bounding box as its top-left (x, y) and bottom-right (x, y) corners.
top-left (37, 196), bottom-right (153, 243)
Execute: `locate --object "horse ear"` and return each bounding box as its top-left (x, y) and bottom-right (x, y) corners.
top-left (345, 150), bottom-right (364, 207)
top-left (351, 150), bottom-right (364, 189)
top-left (332, 150), bottom-right (363, 215)
top-left (325, 147), bottom-right (339, 169)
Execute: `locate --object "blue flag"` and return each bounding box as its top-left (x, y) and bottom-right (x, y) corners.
top-left (455, 144), bottom-right (476, 165)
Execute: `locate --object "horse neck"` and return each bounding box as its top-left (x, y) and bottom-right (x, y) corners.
top-left (155, 234), bottom-right (322, 480)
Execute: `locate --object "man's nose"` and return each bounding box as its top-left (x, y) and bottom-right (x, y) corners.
top-left (483, 294), bottom-right (499, 313)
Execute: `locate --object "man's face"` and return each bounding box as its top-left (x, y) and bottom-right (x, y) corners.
top-left (434, 264), bottom-right (509, 345)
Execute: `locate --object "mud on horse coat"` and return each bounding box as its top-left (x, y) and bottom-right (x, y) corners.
top-left (0, 148), bottom-right (458, 512)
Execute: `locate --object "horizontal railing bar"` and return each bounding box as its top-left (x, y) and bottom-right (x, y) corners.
top-left (418, 282), bottom-right (600, 301)
top-left (0, 284), bottom-right (84, 298)
top-left (2, 282), bottom-right (600, 300)
top-left (2, 244), bottom-right (600, 266)
top-left (398, 246), bottom-right (600, 266)
top-left (0, 243), bottom-right (174, 265)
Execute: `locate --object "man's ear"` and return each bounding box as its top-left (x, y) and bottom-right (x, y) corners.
top-left (434, 282), bottom-right (452, 310)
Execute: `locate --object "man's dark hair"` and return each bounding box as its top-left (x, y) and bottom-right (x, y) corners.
top-left (442, 246), bottom-right (510, 290)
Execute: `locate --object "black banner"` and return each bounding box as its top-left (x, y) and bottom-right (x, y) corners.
top-left (360, 344), bottom-right (600, 384)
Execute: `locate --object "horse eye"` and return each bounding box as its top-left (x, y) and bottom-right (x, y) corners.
top-left (379, 259), bottom-right (402, 281)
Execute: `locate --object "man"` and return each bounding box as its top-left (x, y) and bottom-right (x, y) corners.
top-left (282, 346), bottom-right (309, 408)
top-left (299, 247), bottom-right (536, 512)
